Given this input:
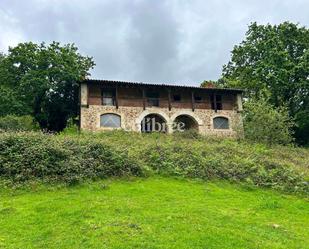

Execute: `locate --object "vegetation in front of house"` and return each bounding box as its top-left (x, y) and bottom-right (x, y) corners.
top-left (0, 177), bottom-right (308, 249)
top-left (0, 132), bottom-right (142, 184)
top-left (0, 131), bottom-right (308, 194)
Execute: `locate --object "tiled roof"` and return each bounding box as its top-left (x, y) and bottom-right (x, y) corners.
top-left (83, 79), bottom-right (244, 93)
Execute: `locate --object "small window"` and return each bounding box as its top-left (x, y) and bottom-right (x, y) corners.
top-left (173, 94), bottom-right (181, 102)
top-left (213, 117), bottom-right (229, 129)
top-left (194, 95), bottom-right (203, 103)
top-left (211, 94), bottom-right (223, 110)
top-left (102, 89), bottom-right (116, 106)
top-left (100, 114), bottom-right (121, 128)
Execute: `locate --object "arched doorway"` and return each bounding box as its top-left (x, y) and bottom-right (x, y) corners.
top-left (141, 114), bottom-right (168, 133)
top-left (173, 115), bottom-right (198, 132)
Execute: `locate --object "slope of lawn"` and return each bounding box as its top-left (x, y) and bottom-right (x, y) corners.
top-left (0, 177), bottom-right (308, 249)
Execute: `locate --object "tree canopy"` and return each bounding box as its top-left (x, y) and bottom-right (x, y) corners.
top-left (0, 42), bottom-right (95, 131)
top-left (219, 22), bottom-right (309, 145)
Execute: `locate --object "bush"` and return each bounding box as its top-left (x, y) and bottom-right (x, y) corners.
top-left (0, 115), bottom-right (39, 132)
top-left (139, 140), bottom-right (308, 194)
top-left (60, 119), bottom-right (79, 135)
top-left (173, 129), bottom-right (202, 139)
top-left (0, 131), bottom-right (308, 194)
top-left (0, 132), bottom-right (142, 184)
top-left (243, 98), bottom-right (294, 145)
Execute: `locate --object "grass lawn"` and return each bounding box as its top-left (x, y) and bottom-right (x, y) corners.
top-left (0, 177), bottom-right (308, 249)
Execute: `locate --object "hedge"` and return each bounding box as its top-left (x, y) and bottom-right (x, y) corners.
top-left (0, 131), bottom-right (308, 194)
top-left (0, 132), bottom-right (141, 184)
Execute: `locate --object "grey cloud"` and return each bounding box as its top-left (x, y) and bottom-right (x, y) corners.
top-left (0, 0), bottom-right (308, 86)
top-left (125, 1), bottom-right (181, 82)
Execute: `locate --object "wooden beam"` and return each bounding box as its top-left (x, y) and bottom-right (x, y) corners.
top-left (213, 92), bottom-right (217, 113)
top-left (236, 93), bottom-right (243, 112)
top-left (191, 91), bottom-right (195, 112)
top-left (86, 84), bottom-right (89, 107)
top-left (115, 84), bottom-right (119, 109)
top-left (168, 88), bottom-right (171, 111)
top-left (142, 88), bottom-right (146, 110)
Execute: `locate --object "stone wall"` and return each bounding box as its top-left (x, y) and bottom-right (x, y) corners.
top-left (80, 105), bottom-right (243, 138)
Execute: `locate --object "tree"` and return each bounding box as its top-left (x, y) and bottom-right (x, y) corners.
top-left (0, 52), bottom-right (30, 116)
top-left (200, 80), bottom-right (218, 88)
top-left (243, 98), bottom-right (294, 145)
top-left (0, 85), bottom-right (28, 116)
top-left (0, 42), bottom-right (95, 131)
top-left (221, 22), bottom-right (309, 145)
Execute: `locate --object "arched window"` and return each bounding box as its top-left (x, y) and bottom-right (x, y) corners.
top-left (213, 117), bottom-right (229, 129)
top-left (100, 114), bottom-right (121, 128)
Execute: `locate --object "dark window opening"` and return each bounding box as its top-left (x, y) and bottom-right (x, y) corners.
top-left (102, 89), bottom-right (116, 106)
top-left (213, 117), bottom-right (229, 129)
top-left (211, 94), bottom-right (223, 110)
top-left (173, 94), bottom-right (181, 102)
top-left (194, 95), bottom-right (203, 103)
top-left (146, 91), bottom-right (159, 107)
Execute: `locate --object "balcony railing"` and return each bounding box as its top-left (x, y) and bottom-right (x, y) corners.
top-left (88, 96), bottom-right (234, 110)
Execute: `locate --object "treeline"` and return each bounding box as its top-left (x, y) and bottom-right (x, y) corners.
top-left (202, 22), bottom-right (309, 145)
top-left (0, 42), bottom-right (94, 131)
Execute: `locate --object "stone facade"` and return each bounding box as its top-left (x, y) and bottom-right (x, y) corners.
top-left (80, 81), bottom-right (244, 138)
top-left (80, 105), bottom-right (243, 138)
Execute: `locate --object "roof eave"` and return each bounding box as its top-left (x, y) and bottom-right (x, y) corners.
top-left (81, 79), bottom-right (244, 93)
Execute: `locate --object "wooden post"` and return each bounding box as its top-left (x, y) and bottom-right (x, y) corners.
top-left (168, 88), bottom-right (171, 111)
top-left (213, 92), bottom-right (217, 113)
top-left (80, 82), bottom-right (89, 107)
top-left (236, 93), bottom-right (243, 112)
top-left (115, 84), bottom-right (119, 109)
top-left (191, 91), bottom-right (195, 112)
top-left (86, 84), bottom-right (89, 107)
top-left (142, 88), bottom-right (146, 110)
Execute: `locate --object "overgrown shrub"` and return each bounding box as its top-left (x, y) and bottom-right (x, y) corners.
top-left (60, 119), bottom-right (79, 135)
top-left (243, 98), bottom-right (294, 145)
top-left (0, 131), bottom-right (308, 194)
top-left (173, 129), bottom-right (202, 139)
top-left (139, 141), bottom-right (308, 194)
top-left (0, 132), bottom-right (141, 184)
top-left (0, 115), bottom-right (39, 132)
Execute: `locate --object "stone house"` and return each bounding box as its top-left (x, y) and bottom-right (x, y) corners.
top-left (80, 79), bottom-right (243, 137)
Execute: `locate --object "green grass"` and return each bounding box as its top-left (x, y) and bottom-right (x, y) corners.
top-left (0, 177), bottom-right (308, 249)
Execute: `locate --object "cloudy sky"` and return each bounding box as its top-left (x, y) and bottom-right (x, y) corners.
top-left (0, 0), bottom-right (308, 86)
